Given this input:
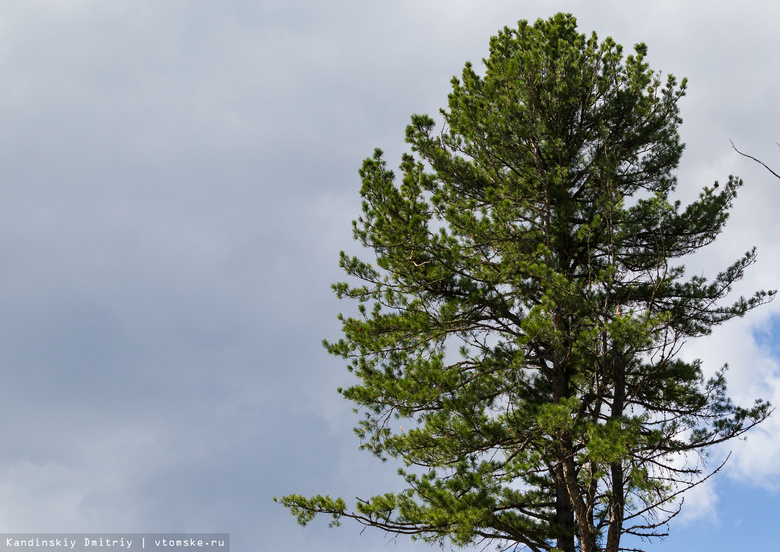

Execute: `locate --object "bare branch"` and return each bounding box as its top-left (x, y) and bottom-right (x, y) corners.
top-left (730, 139), bottom-right (780, 179)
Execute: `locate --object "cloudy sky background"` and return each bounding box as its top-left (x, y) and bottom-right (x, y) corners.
top-left (0, 1), bottom-right (778, 551)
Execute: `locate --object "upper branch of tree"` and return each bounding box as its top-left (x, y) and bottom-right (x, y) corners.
top-left (730, 139), bottom-right (780, 179)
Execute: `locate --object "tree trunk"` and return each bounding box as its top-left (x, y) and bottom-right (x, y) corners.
top-left (605, 349), bottom-right (626, 552)
top-left (554, 463), bottom-right (576, 552)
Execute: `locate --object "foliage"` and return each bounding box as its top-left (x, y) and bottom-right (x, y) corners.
top-left (277, 13), bottom-right (773, 552)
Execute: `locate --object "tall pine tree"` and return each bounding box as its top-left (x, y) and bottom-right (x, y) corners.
top-left (278, 13), bottom-right (773, 552)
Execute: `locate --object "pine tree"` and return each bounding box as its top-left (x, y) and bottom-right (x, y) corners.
top-left (277, 13), bottom-right (773, 552)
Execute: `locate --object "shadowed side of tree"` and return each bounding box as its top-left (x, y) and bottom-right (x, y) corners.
top-left (277, 13), bottom-right (773, 552)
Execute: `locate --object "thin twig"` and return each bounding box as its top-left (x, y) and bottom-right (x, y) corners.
top-left (730, 139), bottom-right (780, 179)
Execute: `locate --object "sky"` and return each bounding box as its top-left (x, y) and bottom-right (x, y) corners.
top-left (0, 1), bottom-right (778, 551)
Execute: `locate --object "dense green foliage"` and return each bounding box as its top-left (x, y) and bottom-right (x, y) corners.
top-left (277, 13), bottom-right (773, 552)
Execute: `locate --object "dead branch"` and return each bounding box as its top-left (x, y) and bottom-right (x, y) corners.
top-left (730, 139), bottom-right (780, 179)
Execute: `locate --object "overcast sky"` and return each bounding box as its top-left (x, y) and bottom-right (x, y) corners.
top-left (0, 1), bottom-right (778, 551)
